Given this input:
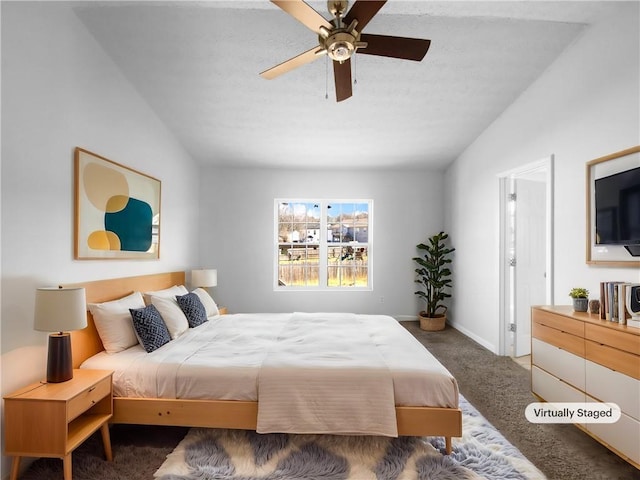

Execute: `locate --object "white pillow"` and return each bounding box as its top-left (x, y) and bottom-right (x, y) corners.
top-left (143, 285), bottom-right (188, 303)
top-left (192, 288), bottom-right (219, 317)
top-left (89, 291), bottom-right (145, 354)
top-left (148, 295), bottom-right (189, 339)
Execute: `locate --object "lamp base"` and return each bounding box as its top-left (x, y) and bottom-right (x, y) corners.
top-left (47, 333), bottom-right (73, 383)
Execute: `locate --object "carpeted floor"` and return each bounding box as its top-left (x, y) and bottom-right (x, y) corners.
top-left (401, 323), bottom-right (639, 480)
top-left (19, 322), bottom-right (639, 480)
top-left (154, 394), bottom-right (545, 479)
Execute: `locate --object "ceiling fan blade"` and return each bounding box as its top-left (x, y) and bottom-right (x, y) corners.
top-left (333, 59), bottom-right (352, 102)
top-left (358, 34), bottom-right (431, 61)
top-left (260, 46), bottom-right (324, 80)
top-left (343, 1), bottom-right (387, 31)
top-left (271, 0), bottom-right (332, 34)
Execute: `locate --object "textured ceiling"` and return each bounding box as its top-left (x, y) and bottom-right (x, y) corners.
top-left (73, 1), bottom-right (618, 170)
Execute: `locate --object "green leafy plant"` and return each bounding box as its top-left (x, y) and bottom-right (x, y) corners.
top-left (413, 232), bottom-right (455, 317)
top-left (568, 287), bottom-right (589, 299)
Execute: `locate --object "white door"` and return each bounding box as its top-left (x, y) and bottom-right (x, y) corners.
top-left (512, 177), bottom-right (547, 356)
top-left (499, 157), bottom-right (553, 357)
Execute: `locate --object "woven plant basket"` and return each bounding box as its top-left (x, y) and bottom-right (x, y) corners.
top-left (419, 311), bottom-right (446, 331)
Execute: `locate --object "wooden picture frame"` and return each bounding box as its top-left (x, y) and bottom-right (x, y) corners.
top-left (74, 147), bottom-right (161, 260)
top-left (586, 146), bottom-right (640, 267)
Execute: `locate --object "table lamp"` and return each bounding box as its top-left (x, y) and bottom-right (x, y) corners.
top-left (34, 287), bottom-right (87, 383)
top-left (191, 269), bottom-right (217, 291)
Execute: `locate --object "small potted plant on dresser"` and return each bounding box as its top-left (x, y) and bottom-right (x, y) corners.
top-left (569, 287), bottom-right (589, 312)
top-left (413, 231), bottom-right (455, 331)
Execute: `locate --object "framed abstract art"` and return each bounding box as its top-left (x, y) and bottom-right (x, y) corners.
top-left (74, 147), bottom-right (161, 259)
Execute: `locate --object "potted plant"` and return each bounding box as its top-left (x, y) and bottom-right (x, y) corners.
top-left (413, 231), bottom-right (455, 331)
top-left (569, 287), bottom-right (589, 312)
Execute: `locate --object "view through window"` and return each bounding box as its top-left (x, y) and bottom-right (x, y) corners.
top-left (276, 200), bottom-right (372, 289)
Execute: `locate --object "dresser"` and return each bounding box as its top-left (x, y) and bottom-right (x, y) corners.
top-left (531, 306), bottom-right (640, 468)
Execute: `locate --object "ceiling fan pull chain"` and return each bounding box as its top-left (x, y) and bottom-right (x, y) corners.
top-left (354, 53), bottom-right (358, 86)
top-left (325, 55), bottom-right (329, 99)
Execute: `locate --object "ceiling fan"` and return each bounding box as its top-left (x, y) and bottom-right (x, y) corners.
top-left (260, 0), bottom-right (431, 102)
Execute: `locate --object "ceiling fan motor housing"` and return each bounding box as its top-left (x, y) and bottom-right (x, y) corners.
top-left (317, 0), bottom-right (367, 63)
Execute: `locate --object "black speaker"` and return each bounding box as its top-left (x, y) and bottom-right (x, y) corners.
top-left (628, 285), bottom-right (640, 317)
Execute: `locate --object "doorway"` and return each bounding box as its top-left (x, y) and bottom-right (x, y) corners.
top-left (499, 156), bottom-right (554, 357)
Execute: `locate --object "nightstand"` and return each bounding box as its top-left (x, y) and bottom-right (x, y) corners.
top-left (218, 306), bottom-right (228, 315)
top-left (4, 369), bottom-right (114, 480)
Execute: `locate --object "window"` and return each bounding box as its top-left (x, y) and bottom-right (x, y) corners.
top-left (276, 200), bottom-right (372, 290)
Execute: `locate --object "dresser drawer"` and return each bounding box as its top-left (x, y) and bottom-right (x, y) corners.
top-left (586, 397), bottom-right (640, 465)
top-left (532, 321), bottom-right (584, 357)
top-left (532, 338), bottom-right (585, 390)
top-left (586, 360), bottom-right (640, 420)
top-left (585, 340), bottom-right (640, 380)
top-left (532, 309), bottom-right (584, 337)
top-left (532, 366), bottom-right (585, 404)
top-left (585, 323), bottom-right (640, 355)
top-left (67, 375), bottom-right (111, 422)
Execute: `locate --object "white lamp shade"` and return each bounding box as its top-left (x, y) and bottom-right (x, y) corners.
top-left (191, 269), bottom-right (217, 288)
top-left (34, 287), bottom-right (87, 332)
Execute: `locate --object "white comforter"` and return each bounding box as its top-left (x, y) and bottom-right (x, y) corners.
top-left (257, 312), bottom-right (397, 436)
top-left (81, 313), bottom-right (458, 435)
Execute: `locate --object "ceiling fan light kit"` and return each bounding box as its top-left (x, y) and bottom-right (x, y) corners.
top-left (260, 0), bottom-right (431, 102)
top-left (319, 26), bottom-right (367, 63)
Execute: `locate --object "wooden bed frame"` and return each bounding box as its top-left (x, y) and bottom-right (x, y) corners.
top-left (67, 272), bottom-right (462, 453)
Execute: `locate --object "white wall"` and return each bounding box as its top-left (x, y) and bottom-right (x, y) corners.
top-left (1, 3), bottom-right (200, 475)
top-left (198, 167), bottom-right (445, 317)
top-left (445, 3), bottom-right (640, 352)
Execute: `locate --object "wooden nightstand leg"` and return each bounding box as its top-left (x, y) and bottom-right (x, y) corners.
top-left (100, 423), bottom-right (113, 461)
top-left (10, 456), bottom-right (20, 480)
top-left (63, 454), bottom-right (72, 480)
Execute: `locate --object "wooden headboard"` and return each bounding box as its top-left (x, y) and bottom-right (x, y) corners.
top-left (65, 271), bottom-right (186, 368)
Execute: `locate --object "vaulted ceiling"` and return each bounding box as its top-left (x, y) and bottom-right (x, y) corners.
top-left (74, 1), bottom-right (619, 170)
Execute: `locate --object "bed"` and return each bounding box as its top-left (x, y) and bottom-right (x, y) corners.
top-left (68, 272), bottom-right (462, 452)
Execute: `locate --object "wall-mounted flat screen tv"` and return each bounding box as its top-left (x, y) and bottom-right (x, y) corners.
top-left (595, 166), bottom-right (640, 245)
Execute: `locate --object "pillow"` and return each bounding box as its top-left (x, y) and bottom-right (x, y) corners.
top-left (192, 288), bottom-right (219, 317)
top-left (176, 293), bottom-right (208, 328)
top-left (129, 304), bottom-right (171, 353)
top-left (148, 295), bottom-right (189, 339)
top-left (88, 291), bottom-right (145, 354)
top-left (143, 285), bottom-right (188, 303)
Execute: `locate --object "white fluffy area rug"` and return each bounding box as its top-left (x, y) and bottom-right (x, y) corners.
top-left (155, 395), bottom-right (546, 480)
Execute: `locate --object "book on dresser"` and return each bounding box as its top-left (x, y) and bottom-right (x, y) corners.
top-left (600, 281), bottom-right (640, 327)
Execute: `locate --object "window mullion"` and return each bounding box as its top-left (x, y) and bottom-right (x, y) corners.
top-left (319, 201), bottom-right (328, 288)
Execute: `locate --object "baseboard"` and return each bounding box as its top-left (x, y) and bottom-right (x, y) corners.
top-left (393, 316), bottom-right (497, 354)
top-left (394, 315), bottom-right (418, 322)
top-left (447, 321), bottom-right (497, 354)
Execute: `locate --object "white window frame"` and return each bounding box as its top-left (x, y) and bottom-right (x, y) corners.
top-left (274, 199), bottom-right (373, 291)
